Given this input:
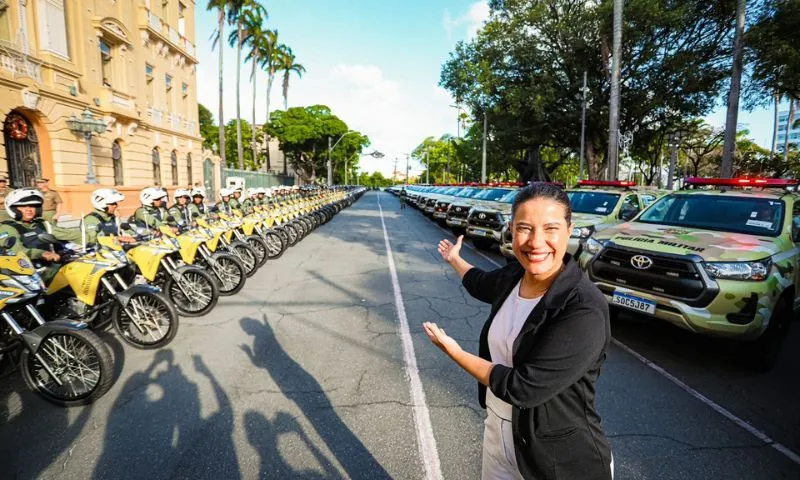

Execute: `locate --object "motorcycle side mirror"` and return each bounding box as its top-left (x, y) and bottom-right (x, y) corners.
top-left (119, 222), bottom-right (132, 230)
top-left (166, 215), bottom-right (176, 222)
top-left (37, 233), bottom-right (58, 244)
top-left (191, 212), bottom-right (200, 218)
top-left (1, 236), bottom-right (16, 249)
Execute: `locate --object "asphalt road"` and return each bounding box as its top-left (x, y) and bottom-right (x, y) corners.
top-left (1, 190), bottom-right (798, 479)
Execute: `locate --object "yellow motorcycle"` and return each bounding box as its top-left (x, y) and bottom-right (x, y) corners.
top-left (198, 213), bottom-right (259, 277)
top-left (111, 225), bottom-right (220, 317)
top-left (38, 233), bottom-right (179, 349)
top-left (177, 216), bottom-right (248, 296)
top-left (0, 236), bottom-right (113, 406)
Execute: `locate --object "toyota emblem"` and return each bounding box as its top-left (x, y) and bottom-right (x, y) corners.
top-left (630, 255), bottom-right (653, 270)
top-left (455, 207), bottom-right (462, 212)
top-left (479, 213), bottom-right (486, 220)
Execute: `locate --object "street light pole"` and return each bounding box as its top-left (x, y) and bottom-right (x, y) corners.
top-left (607, 0), bottom-right (623, 181)
top-left (425, 151), bottom-right (429, 184)
top-left (67, 107), bottom-right (107, 185)
top-left (481, 111), bottom-right (488, 183)
top-left (667, 132), bottom-right (682, 190)
top-left (579, 71), bottom-right (588, 181)
top-left (327, 136), bottom-right (332, 186)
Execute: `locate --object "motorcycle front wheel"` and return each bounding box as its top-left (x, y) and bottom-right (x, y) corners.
top-left (228, 241), bottom-right (258, 277)
top-left (21, 329), bottom-right (113, 407)
top-left (263, 231), bottom-right (287, 260)
top-left (284, 223), bottom-right (300, 247)
top-left (165, 267), bottom-right (220, 317)
top-left (112, 291), bottom-right (179, 349)
top-left (245, 235), bottom-right (269, 269)
top-left (210, 253), bottom-right (246, 296)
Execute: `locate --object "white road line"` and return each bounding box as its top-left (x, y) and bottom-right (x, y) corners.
top-left (419, 205), bottom-right (800, 465)
top-left (612, 338), bottom-right (800, 465)
top-left (377, 194), bottom-right (443, 480)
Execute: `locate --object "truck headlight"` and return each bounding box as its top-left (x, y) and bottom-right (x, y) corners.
top-left (704, 260), bottom-right (770, 281)
top-left (585, 237), bottom-right (603, 255)
top-left (501, 214), bottom-right (512, 223)
top-left (571, 226), bottom-right (595, 238)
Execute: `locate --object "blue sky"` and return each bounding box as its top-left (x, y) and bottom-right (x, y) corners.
top-left (195, 1), bottom-right (776, 178)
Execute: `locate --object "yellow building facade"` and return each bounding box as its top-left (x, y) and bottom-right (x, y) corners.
top-left (0, 0), bottom-right (221, 218)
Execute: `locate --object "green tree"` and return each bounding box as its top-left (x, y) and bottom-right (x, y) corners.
top-left (279, 47), bottom-right (305, 111)
top-left (440, 0), bottom-right (735, 181)
top-left (228, 0), bottom-right (268, 169)
top-left (224, 119), bottom-right (261, 170)
top-left (198, 103), bottom-right (219, 152)
top-left (207, 0), bottom-right (228, 165)
top-left (259, 36), bottom-right (284, 171)
top-left (241, 8), bottom-right (269, 170)
top-left (266, 105), bottom-right (367, 182)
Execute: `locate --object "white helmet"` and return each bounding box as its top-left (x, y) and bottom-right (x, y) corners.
top-left (219, 187), bottom-right (234, 198)
top-left (91, 188), bottom-right (125, 211)
top-left (140, 187), bottom-right (168, 206)
top-left (174, 188), bottom-right (191, 202)
top-left (264, 188), bottom-right (273, 197)
top-left (5, 188), bottom-right (43, 219)
top-left (248, 188), bottom-right (259, 198)
top-left (190, 187), bottom-right (206, 198)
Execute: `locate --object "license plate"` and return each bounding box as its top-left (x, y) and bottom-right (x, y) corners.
top-left (472, 229), bottom-right (486, 236)
top-left (611, 292), bottom-right (656, 315)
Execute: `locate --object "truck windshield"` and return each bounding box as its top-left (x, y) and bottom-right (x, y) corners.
top-left (472, 188), bottom-right (513, 201)
top-left (498, 190), bottom-right (518, 203)
top-left (567, 191), bottom-right (620, 215)
top-left (637, 194), bottom-right (785, 237)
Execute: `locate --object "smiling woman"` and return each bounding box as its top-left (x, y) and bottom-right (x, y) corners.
top-left (425, 182), bottom-right (614, 480)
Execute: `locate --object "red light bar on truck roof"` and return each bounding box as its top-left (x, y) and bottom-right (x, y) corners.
top-left (577, 180), bottom-right (635, 187)
top-left (684, 177), bottom-right (799, 187)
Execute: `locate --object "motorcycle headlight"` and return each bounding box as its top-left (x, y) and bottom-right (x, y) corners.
top-left (501, 214), bottom-right (512, 223)
top-left (585, 237), bottom-right (604, 255)
top-left (571, 226), bottom-right (595, 239)
top-left (704, 260), bottom-right (770, 281)
top-left (12, 274), bottom-right (44, 292)
top-left (170, 237), bottom-right (181, 249)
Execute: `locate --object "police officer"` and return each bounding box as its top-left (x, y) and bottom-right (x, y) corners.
top-left (36, 178), bottom-right (63, 222)
top-left (0, 176), bottom-right (11, 220)
top-left (0, 188), bottom-right (81, 283)
top-left (167, 189), bottom-right (192, 228)
top-left (241, 188), bottom-right (258, 214)
top-left (83, 188), bottom-right (136, 245)
top-left (134, 187), bottom-right (169, 230)
top-left (188, 187), bottom-right (208, 219)
top-left (228, 187), bottom-right (243, 212)
top-left (214, 188), bottom-right (234, 215)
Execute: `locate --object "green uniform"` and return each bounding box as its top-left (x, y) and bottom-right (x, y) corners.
top-left (133, 205), bottom-right (165, 229)
top-left (188, 202), bottom-right (207, 220)
top-left (0, 218), bottom-right (82, 284)
top-left (227, 197), bottom-right (242, 212)
top-left (241, 198), bottom-right (256, 214)
top-left (166, 204), bottom-right (191, 227)
top-left (82, 210), bottom-right (119, 245)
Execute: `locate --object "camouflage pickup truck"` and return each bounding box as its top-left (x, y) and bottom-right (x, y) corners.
top-left (578, 177), bottom-right (799, 371)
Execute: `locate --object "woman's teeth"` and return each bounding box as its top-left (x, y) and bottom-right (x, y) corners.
top-left (525, 252), bottom-right (550, 262)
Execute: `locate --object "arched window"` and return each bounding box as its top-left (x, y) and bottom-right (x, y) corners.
top-left (152, 147), bottom-right (161, 186)
top-left (186, 153), bottom-right (192, 185)
top-left (112, 140), bottom-right (123, 185)
top-left (170, 150), bottom-right (178, 186)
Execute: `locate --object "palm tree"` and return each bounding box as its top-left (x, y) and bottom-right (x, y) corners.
top-left (242, 10), bottom-right (269, 170)
top-left (228, 0), bottom-right (267, 169)
top-left (279, 48), bottom-right (305, 111)
top-left (207, 0), bottom-right (228, 164)
top-left (258, 36), bottom-right (281, 172)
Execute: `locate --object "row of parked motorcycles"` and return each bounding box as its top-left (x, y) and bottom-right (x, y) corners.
top-left (0, 186), bottom-right (366, 407)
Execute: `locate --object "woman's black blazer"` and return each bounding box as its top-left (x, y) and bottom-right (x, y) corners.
top-left (462, 254), bottom-right (613, 480)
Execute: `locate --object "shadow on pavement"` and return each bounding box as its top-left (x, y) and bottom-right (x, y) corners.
top-left (240, 314), bottom-right (392, 479)
top-left (93, 350), bottom-right (239, 480)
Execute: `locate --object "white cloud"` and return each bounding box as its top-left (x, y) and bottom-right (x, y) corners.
top-left (443, 1), bottom-right (490, 40)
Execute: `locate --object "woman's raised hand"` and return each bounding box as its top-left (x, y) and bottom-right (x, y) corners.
top-left (438, 235), bottom-right (464, 264)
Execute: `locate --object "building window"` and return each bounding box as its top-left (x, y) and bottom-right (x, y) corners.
top-left (37, 0), bottom-right (70, 58)
top-left (186, 153), bottom-right (192, 184)
top-left (100, 39), bottom-right (112, 87)
top-left (171, 150), bottom-right (178, 185)
top-left (178, 2), bottom-right (186, 36)
top-left (152, 147), bottom-right (161, 186)
top-left (145, 64), bottom-right (154, 81)
top-left (165, 74), bottom-right (173, 110)
top-left (182, 82), bottom-right (188, 97)
top-left (165, 74), bottom-right (172, 90)
top-left (112, 141), bottom-right (123, 185)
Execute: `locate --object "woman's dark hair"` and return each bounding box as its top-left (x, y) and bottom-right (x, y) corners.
top-left (511, 182), bottom-right (572, 225)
